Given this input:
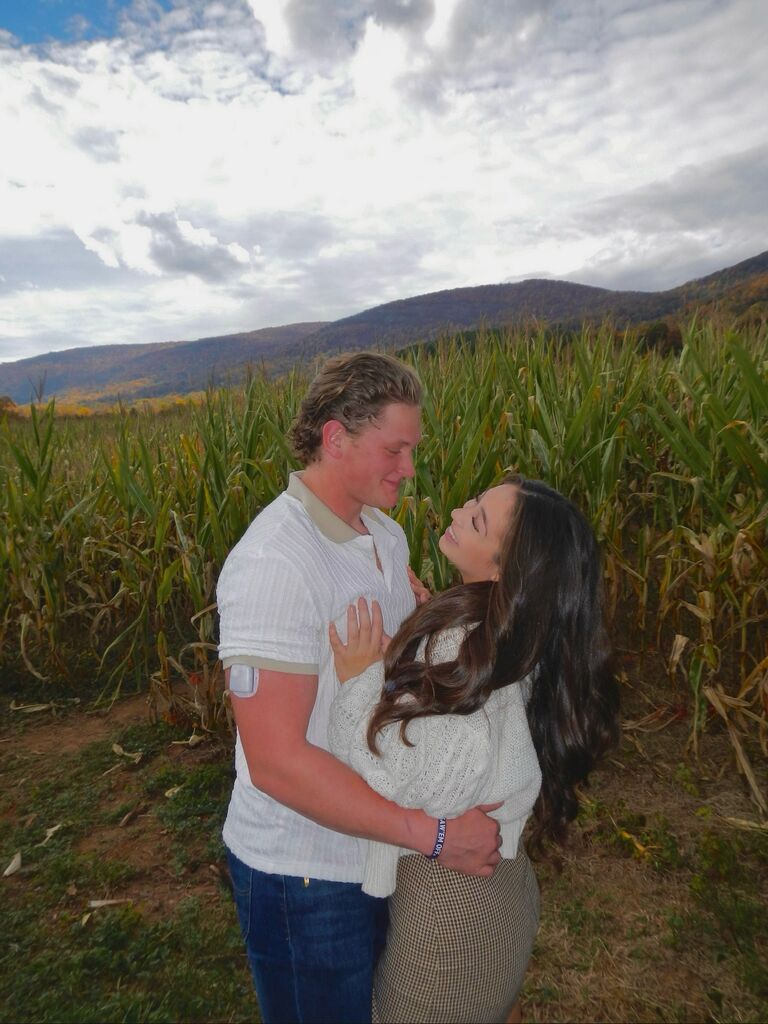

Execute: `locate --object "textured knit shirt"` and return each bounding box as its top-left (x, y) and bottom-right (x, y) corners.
top-left (218, 471), bottom-right (416, 882)
top-left (328, 626), bottom-right (542, 896)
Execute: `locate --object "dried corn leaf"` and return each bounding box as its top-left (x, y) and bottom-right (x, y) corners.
top-left (9, 701), bottom-right (52, 714)
top-left (3, 851), bottom-right (22, 877)
top-left (35, 822), bottom-right (65, 848)
top-left (738, 654), bottom-right (768, 700)
top-left (171, 732), bottom-right (205, 748)
top-left (719, 815), bottom-right (768, 833)
top-left (111, 743), bottom-right (142, 764)
top-left (704, 686), bottom-right (768, 816)
top-left (668, 634), bottom-right (689, 674)
top-left (118, 804), bottom-right (146, 828)
top-left (680, 601), bottom-right (712, 623)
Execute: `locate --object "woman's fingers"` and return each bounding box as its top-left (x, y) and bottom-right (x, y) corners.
top-left (407, 565), bottom-right (431, 605)
top-left (336, 598), bottom-right (383, 654)
top-left (328, 621), bottom-right (341, 650)
top-left (347, 602), bottom-right (359, 644)
top-left (356, 596), bottom-right (371, 637)
top-left (369, 599), bottom-right (383, 644)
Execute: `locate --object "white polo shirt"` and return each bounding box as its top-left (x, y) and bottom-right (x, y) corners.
top-left (218, 471), bottom-right (416, 882)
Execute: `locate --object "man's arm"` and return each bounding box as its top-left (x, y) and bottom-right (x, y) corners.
top-left (227, 667), bottom-right (502, 875)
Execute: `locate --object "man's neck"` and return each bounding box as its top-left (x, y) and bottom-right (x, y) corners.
top-left (299, 464), bottom-right (365, 531)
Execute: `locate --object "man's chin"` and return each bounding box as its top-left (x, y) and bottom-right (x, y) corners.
top-left (378, 483), bottom-right (401, 507)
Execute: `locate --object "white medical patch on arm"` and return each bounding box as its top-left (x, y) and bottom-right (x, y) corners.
top-left (228, 664), bottom-right (259, 698)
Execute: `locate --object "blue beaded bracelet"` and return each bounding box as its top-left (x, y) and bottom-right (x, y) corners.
top-left (428, 818), bottom-right (446, 860)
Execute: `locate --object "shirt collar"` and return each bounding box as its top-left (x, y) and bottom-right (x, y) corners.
top-left (286, 471), bottom-right (385, 544)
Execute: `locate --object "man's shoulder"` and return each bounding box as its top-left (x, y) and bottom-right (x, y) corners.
top-left (227, 491), bottom-right (316, 562)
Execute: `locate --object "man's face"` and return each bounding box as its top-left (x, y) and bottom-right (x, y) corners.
top-left (341, 402), bottom-right (421, 509)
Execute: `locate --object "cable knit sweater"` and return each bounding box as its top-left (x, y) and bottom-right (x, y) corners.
top-left (328, 626), bottom-right (542, 897)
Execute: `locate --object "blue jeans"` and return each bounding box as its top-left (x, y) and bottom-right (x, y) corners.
top-left (227, 850), bottom-right (388, 1024)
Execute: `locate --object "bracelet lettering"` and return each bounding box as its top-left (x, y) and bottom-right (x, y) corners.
top-left (428, 817), bottom-right (446, 860)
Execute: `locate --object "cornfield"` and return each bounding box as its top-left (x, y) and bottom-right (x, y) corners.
top-left (1, 320), bottom-right (766, 810)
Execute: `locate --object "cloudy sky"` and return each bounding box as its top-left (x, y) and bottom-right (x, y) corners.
top-left (1, 0), bottom-right (766, 362)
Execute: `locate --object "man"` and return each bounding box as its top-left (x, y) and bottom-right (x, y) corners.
top-left (217, 352), bottom-right (501, 1024)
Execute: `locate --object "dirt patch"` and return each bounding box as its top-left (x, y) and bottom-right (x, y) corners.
top-left (2, 691), bottom-right (232, 919)
top-left (7, 693), bottom-right (152, 755)
top-left (76, 810), bottom-right (223, 918)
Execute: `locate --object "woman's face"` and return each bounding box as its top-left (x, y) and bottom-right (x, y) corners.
top-left (438, 484), bottom-right (517, 583)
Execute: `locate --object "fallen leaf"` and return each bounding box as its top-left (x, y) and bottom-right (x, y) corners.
top-left (3, 852), bottom-right (22, 877)
top-left (719, 815), bottom-right (768, 833)
top-left (171, 731), bottom-right (206, 748)
top-left (118, 804), bottom-right (146, 828)
top-left (9, 701), bottom-right (52, 714)
top-left (87, 898), bottom-right (132, 909)
top-left (111, 743), bottom-right (142, 764)
top-left (81, 912), bottom-right (92, 926)
top-left (9, 698), bottom-right (80, 713)
top-left (35, 822), bottom-right (66, 848)
top-left (164, 784), bottom-right (183, 798)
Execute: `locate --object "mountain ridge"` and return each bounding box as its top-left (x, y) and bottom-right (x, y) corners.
top-left (2, 251), bottom-right (766, 405)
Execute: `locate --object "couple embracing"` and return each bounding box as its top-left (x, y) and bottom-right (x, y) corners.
top-left (217, 352), bottom-right (619, 1024)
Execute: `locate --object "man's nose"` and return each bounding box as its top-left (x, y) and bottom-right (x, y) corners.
top-left (400, 450), bottom-right (415, 478)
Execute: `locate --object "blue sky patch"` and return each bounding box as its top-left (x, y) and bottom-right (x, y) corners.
top-left (0, 0), bottom-right (170, 45)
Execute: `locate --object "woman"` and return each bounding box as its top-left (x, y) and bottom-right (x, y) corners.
top-left (328, 474), bottom-right (620, 1024)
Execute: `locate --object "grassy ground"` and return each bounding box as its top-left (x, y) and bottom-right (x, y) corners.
top-left (0, 702), bottom-right (255, 1023)
top-left (1, 665), bottom-right (766, 1023)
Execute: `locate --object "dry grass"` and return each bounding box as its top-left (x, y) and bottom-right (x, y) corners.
top-left (523, 653), bottom-right (768, 1024)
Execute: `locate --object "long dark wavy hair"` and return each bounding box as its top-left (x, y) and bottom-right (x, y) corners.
top-left (367, 475), bottom-right (620, 852)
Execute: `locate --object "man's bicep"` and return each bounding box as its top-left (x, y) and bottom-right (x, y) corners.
top-left (229, 668), bottom-right (319, 766)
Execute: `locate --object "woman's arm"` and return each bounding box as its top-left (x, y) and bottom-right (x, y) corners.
top-left (329, 616), bottom-right (493, 817)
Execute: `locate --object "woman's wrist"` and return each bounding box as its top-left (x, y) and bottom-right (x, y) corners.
top-left (335, 657), bottom-right (382, 685)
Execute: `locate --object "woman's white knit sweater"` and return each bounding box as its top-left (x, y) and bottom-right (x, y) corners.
top-left (328, 626), bottom-right (542, 897)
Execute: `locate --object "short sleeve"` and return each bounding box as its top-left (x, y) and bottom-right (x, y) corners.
top-left (217, 547), bottom-right (321, 672)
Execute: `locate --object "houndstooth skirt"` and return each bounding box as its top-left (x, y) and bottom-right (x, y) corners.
top-left (372, 851), bottom-right (540, 1024)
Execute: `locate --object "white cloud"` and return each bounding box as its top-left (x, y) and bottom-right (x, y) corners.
top-left (0, 0), bottom-right (766, 360)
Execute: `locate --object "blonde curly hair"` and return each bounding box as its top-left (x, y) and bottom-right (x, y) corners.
top-left (289, 352), bottom-right (422, 465)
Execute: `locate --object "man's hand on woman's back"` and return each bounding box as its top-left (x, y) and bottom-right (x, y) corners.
top-left (434, 802), bottom-right (504, 876)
